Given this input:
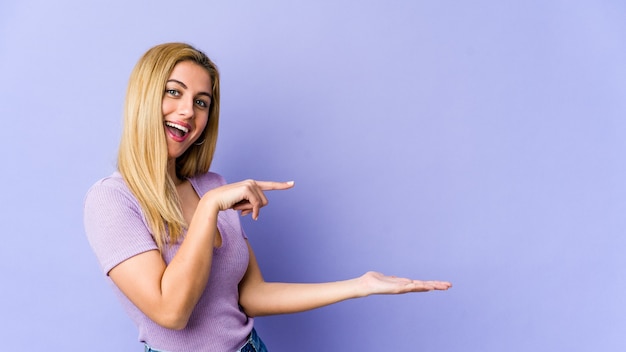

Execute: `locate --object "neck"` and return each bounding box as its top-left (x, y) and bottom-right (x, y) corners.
top-left (167, 159), bottom-right (184, 186)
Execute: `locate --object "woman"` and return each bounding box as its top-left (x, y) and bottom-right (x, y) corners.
top-left (84, 42), bottom-right (451, 352)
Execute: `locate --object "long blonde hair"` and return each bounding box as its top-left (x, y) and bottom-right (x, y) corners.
top-left (117, 42), bottom-right (221, 250)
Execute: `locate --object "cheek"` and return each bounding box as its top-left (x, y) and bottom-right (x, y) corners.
top-left (197, 113), bottom-right (210, 131)
top-left (162, 99), bottom-right (175, 116)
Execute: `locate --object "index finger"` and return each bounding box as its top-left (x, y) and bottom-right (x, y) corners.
top-left (255, 180), bottom-right (295, 191)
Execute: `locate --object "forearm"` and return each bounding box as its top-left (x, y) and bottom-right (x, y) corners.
top-left (240, 279), bottom-right (364, 317)
top-left (238, 268), bottom-right (452, 318)
top-left (148, 199), bottom-right (220, 328)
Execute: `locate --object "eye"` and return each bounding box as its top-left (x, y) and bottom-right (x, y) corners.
top-left (165, 88), bottom-right (180, 96)
top-left (195, 99), bottom-right (209, 108)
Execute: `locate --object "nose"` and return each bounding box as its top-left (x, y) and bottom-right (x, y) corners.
top-left (177, 97), bottom-right (195, 118)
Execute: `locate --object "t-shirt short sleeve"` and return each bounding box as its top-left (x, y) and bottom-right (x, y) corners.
top-left (84, 176), bottom-right (158, 275)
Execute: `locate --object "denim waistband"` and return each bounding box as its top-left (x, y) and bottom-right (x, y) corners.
top-left (144, 328), bottom-right (267, 352)
top-left (237, 328), bottom-right (268, 352)
top-left (144, 344), bottom-right (169, 352)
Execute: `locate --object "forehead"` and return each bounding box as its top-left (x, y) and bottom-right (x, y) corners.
top-left (168, 61), bottom-right (212, 90)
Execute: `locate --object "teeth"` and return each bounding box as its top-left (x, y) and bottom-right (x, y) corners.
top-left (165, 122), bottom-right (189, 134)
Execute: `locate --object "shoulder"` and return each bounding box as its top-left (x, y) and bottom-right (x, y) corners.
top-left (83, 172), bottom-right (145, 227)
top-left (189, 171), bottom-right (227, 196)
top-left (86, 172), bottom-right (129, 193)
top-left (84, 172), bottom-right (139, 210)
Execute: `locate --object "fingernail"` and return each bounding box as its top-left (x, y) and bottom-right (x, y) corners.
top-left (287, 181), bottom-right (294, 185)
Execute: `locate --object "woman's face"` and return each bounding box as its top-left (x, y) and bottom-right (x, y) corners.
top-left (162, 60), bottom-right (212, 160)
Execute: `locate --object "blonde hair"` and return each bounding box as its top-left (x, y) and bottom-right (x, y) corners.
top-left (117, 42), bottom-right (221, 250)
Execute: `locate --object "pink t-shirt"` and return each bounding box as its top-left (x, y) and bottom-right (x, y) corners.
top-left (84, 171), bottom-right (253, 351)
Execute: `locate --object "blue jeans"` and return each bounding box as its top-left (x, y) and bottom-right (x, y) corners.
top-left (237, 328), bottom-right (268, 352)
top-left (143, 328), bottom-right (268, 352)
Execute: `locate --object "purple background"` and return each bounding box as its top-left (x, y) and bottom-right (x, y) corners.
top-left (1, 1), bottom-right (625, 351)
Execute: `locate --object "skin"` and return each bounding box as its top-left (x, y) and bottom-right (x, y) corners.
top-left (109, 61), bottom-right (452, 331)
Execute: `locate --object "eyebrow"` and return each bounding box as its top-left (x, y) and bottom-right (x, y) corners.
top-left (167, 79), bottom-right (212, 99)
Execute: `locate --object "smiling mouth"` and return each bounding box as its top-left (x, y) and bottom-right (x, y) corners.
top-left (165, 121), bottom-right (190, 139)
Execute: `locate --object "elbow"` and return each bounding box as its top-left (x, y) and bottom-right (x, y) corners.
top-left (239, 303), bottom-right (262, 318)
top-left (157, 320), bottom-right (188, 330)
top-left (239, 279), bottom-right (271, 317)
top-left (239, 295), bottom-right (274, 317)
top-left (153, 311), bottom-right (191, 331)
top-left (238, 295), bottom-right (265, 318)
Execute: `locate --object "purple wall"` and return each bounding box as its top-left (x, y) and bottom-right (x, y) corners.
top-left (1, 1), bottom-right (625, 350)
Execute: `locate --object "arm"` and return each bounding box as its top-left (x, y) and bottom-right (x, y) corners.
top-left (107, 180), bottom-right (293, 330)
top-left (238, 242), bottom-right (452, 317)
top-left (108, 196), bottom-right (218, 330)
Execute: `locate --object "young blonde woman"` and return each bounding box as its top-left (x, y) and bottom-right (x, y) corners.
top-left (84, 42), bottom-right (452, 352)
